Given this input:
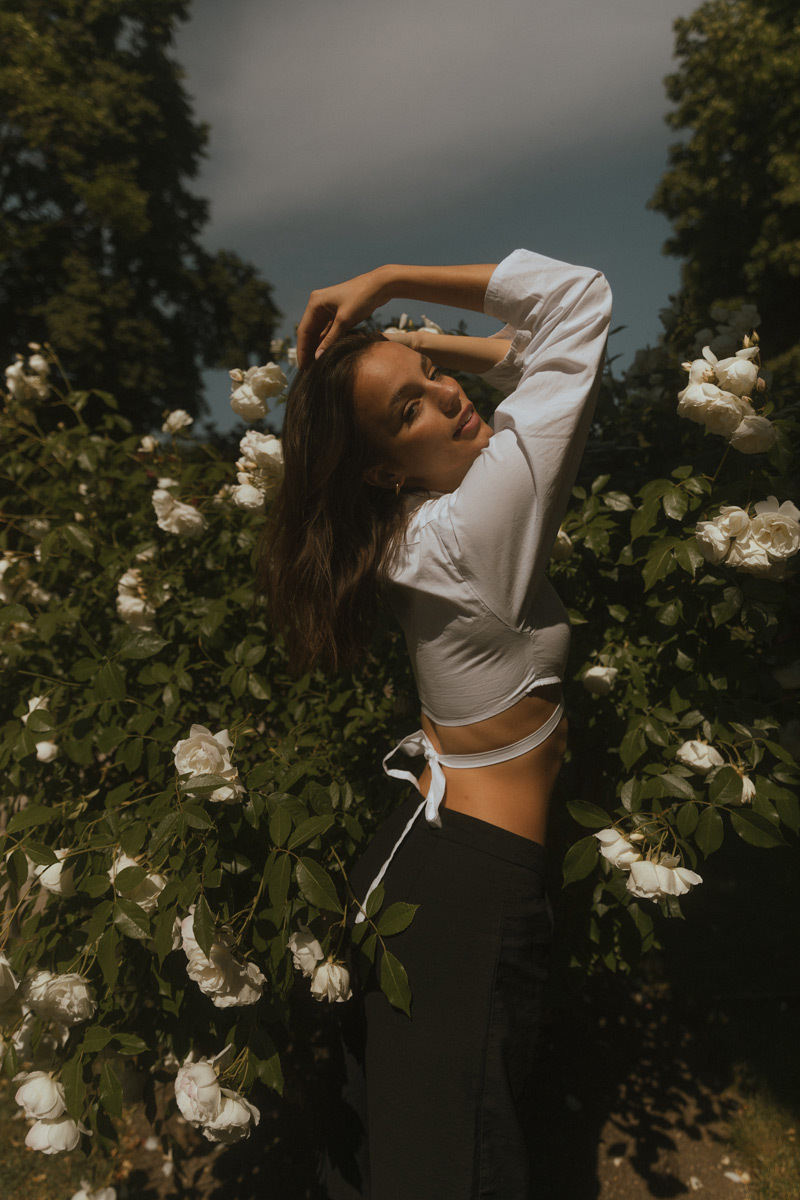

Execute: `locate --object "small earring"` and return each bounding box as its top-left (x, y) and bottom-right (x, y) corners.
top-left (395, 481), bottom-right (401, 496)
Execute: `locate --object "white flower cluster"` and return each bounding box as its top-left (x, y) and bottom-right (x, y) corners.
top-left (582, 665), bottom-right (618, 695)
top-left (108, 851), bottom-right (168, 914)
top-left (115, 567), bottom-right (163, 631)
top-left (229, 363), bottom-right (287, 422)
top-left (22, 694), bottom-right (59, 763)
top-left (21, 970), bottom-right (96, 1027)
top-left (14, 1069), bottom-right (89, 1154)
top-left (152, 477), bottom-right (207, 538)
top-left (161, 409), bottom-right (193, 435)
top-left (695, 496), bottom-right (800, 579)
top-left (5, 349), bottom-right (51, 403)
top-left (173, 724), bottom-right (245, 804)
top-left (180, 909), bottom-right (266, 1008)
top-left (594, 829), bottom-right (703, 902)
top-left (174, 1058), bottom-right (260, 1143)
top-left (287, 926), bottom-right (352, 1003)
top-left (231, 430), bottom-right (284, 512)
top-left (677, 344), bottom-right (776, 454)
top-left (675, 739), bottom-right (755, 802)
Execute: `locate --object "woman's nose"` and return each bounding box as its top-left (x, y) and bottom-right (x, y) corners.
top-left (437, 378), bottom-right (460, 415)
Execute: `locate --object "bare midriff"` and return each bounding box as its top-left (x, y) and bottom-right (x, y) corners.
top-left (418, 682), bottom-right (567, 846)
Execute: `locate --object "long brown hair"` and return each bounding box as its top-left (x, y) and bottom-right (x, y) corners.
top-left (258, 329), bottom-right (410, 674)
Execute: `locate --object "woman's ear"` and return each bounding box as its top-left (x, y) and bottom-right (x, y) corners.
top-left (363, 464), bottom-right (400, 490)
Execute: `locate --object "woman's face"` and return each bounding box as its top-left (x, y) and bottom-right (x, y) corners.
top-left (352, 342), bottom-right (493, 494)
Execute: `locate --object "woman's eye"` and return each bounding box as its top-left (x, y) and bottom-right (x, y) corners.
top-left (403, 402), bottom-right (419, 425)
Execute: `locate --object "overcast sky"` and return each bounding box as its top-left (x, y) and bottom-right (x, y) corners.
top-left (175, 0), bottom-right (692, 429)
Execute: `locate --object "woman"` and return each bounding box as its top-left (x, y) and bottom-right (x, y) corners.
top-left (262, 251), bottom-right (612, 1198)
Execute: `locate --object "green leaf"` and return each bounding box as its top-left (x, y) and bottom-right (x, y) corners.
top-left (566, 800), bottom-right (610, 829)
top-left (660, 773), bottom-right (695, 800)
top-left (23, 840), bottom-right (58, 867)
top-left (562, 836), bottom-right (599, 885)
top-left (676, 803), bottom-right (699, 837)
top-left (81, 1026), bottom-right (113, 1053)
top-left (112, 865), bottom-right (147, 894)
top-left (287, 814), bottom-right (335, 850)
top-left (149, 811), bottom-right (181, 854)
top-left (62, 523), bottom-right (94, 557)
top-left (620, 723), bottom-right (646, 769)
top-left (267, 852), bottom-right (292, 908)
top-left (0, 602), bottom-right (32, 626)
top-left (674, 538), bottom-right (704, 576)
top-left (61, 1054), bottom-right (85, 1122)
top-left (620, 777), bottom-right (642, 813)
top-left (257, 1051), bottom-right (284, 1095)
top-left (268, 806), bottom-right (293, 847)
top-left (379, 947), bottom-right (411, 1017)
top-left (730, 810), bottom-right (785, 849)
top-left (376, 902), bottom-right (418, 937)
top-left (662, 486), bottom-right (688, 521)
top-left (364, 883), bottom-right (385, 920)
top-left (114, 1033), bottom-right (148, 1055)
top-left (96, 660), bottom-right (126, 701)
top-left (774, 789), bottom-right (800, 834)
top-left (114, 898), bottom-right (152, 940)
top-left (6, 805), bottom-right (53, 834)
top-left (6, 849), bottom-right (28, 890)
top-left (296, 857), bottom-right (343, 913)
top-left (712, 597), bottom-right (742, 627)
top-left (120, 631), bottom-right (168, 659)
top-left (630, 495), bottom-right (660, 541)
top-left (182, 802), bottom-right (214, 830)
top-left (99, 1060), bottom-right (123, 1118)
top-left (709, 766), bottom-right (747, 805)
top-left (642, 537), bottom-right (680, 590)
top-left (192, 895), bottom-right (216, 959)
top-left (694, 807), bottom-right (724, 855)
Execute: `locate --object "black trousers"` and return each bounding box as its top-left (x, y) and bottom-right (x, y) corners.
top-left (322, 793), bottom-right (553, 1200)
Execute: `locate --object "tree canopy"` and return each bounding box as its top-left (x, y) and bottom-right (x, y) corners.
top-left (0, 0), bottom-right (279, 427)
top-left (650, 0), bottom-right (800, 399)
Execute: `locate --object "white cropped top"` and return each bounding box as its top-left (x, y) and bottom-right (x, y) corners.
top-left (353, 251), bottom-right (612, 922)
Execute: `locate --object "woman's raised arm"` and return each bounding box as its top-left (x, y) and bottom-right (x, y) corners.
top-left (295, 262), bottom-right (497, 367)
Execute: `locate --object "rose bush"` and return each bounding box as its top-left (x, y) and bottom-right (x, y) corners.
top-left (0, 311), bottom-right (796, 1168)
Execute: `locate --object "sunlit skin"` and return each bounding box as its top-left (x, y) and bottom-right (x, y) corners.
top-left (352, 340), bottom-right (567, 846)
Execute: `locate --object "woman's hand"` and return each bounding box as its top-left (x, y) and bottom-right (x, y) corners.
top-left (296, 267), bottom-right (392, 368)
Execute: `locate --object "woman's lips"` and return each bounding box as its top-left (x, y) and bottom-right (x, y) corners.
top-left (453, 406), bottom-right (479, 439)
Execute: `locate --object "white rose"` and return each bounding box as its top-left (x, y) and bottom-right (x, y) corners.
top-left (594, 829), bottom-right (643, 870)
top-left (25, 1113), bottom-right (85, 1154)
top-left (10, 1012), bottom-right (65, 1067)
top-left (231, 481), bottom-right (266, 512)
top-left (740, 775), bottom-right (756, 804)
top-left (14, 1070), bottom-right (66, 1120)
top-left (287, 927), bottom-right (324, 978)
top-left (626, 859), bottom-right (703, 902)
top-left (551, 529), bottom-right (574, 561)
top-left (728, 414), bottom-right (777, 454)
top-left (681, 356), bottom-right (716, 385)
top-left (310, 960), bottom-right (353, 1004)
top-left (246, 362), bottom-right (287, 401)
top-left (238, 430), bottom-right (284, 476)
top-left (230, 382), bottom-right (267, 422)
top-left (201, 1087), bottom-right (260, 1143)
top-left (22, 971), bottom-right (96, 1026)
top-left (676, 381), bottom-right (721, 423)
top-left (173, 724), bottom-right (243, 803)
top-left (108, 851), bottom-right (167, 915)
top-left (713, 347), bottom-right (759, 397)
top-left (694, 519), bottom-right (730, 564)
top-left (27, 352), bottom-right (49, 377)
top-left (138, 435), bottom-right (158, 453)
top-left (174, 1060), bottom-right (222, 1124)
top-left (32, 849), bottom-right (75, 898)
top-left (421, 316), bottom-right (443, 335)
top-left (184, 940), bottom-right (266, 1008)
top-left (715, 505), bottom-right (751, 539)
top-left (161, 409), bottom-right (193, 434)
top-left (116, 568), bottom-right (157, 631)
top-left (582, 665), bottom-right (618, 695)
top-left (0, 953), bottom-right (18, 1004)
top-left (35, 740), bottom-right (59, 763)
top-left (703, 393), bottom-right (754, 438)
top-left (725, 531), bottom-right (775, 576)
top-left (152, 489), bottom-right (207, 537)
top-left (748, 497), bottom-right (800, 561)
top-left (674, 740), bottom-right (724, 774)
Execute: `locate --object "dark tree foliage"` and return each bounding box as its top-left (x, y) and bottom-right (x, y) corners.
top-left (0, 0), bottom-right (280, 427)
top-left (650, 0), bottom-right (800, 400)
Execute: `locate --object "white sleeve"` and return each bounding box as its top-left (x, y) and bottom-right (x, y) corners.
top-left (440, 249), bottom-right (612, 627)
